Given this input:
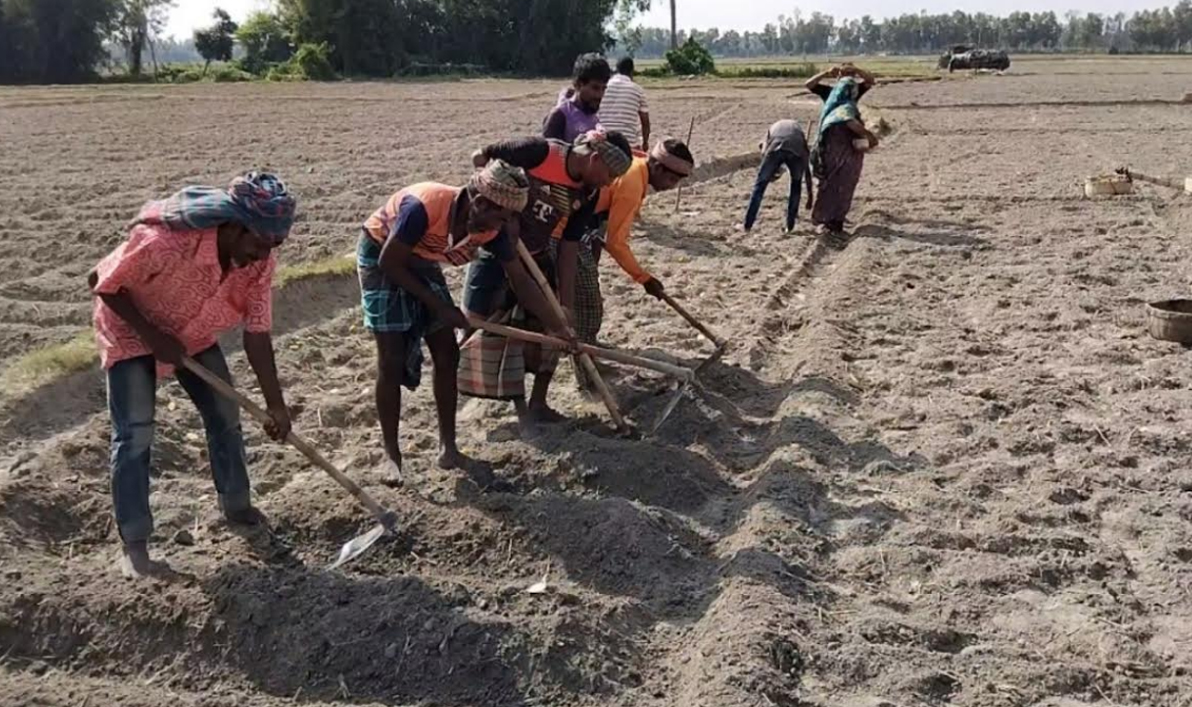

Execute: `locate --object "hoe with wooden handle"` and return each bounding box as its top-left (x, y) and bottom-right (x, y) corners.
top-left (464, 318), bottom-right (695, 382)
top-left (515, 241), bottom-right (630, 433)
top-left (647, 292), bottom-right (729, 435)
top-left (181, 357), bottom-right (398, 570)
top-left (659, 292), bottom-right (728, 374)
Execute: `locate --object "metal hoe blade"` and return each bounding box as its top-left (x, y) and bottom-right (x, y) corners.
top-left (328, 523), bottom-right (387, 570)
top-left (694, 343), bottom-right (728, 376)
top-left (650, 381), bottom-right (692, 437)
top-left (650, 342), bottom-right (725, 436)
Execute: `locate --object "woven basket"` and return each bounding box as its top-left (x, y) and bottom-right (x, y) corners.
top-left (1146, 299), bottom-right (1192, 344)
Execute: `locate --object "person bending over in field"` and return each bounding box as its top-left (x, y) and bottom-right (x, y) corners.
top-left (88, 172), bottom-right (297, 578)
top-left (468, 131), bottom-right (634, 406)
top-left (358, 160), bottom-right (571, 485)
top-left (544, 53), bottom-right (611, 143)
top-left (561, 139), bottom-right (694, 390)
top-left (742, 119), bottom-right (814, 234)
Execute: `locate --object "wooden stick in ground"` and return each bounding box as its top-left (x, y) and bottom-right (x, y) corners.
top-left (674, 115), bottom-right (696, 212)
top-left (1130, 170), bottom-right (1183, 191)
top-left (1116, 166), bottom-right (1184, 191)
top-left (467, 317), bottom-right (696, 383)
top-left (514, 241), bottom-right (627, 430)
top-left (660, 292), bottom-right (726, 348)
top-left (180, 357), bottom-right (395, 527)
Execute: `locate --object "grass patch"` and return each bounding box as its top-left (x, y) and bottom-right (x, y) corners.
top-left (0, 255), bottom-right (358, 398)
top-left (0, 331), bottom-right (99, 394)
top-left (717, 63), bottom-right (819, 79)
top-left (641, 62), bottom-right (819, 79)
top-left (274, 255), bottom-right (355, 288)
top-left (637, 55), bottom-right (939, 80)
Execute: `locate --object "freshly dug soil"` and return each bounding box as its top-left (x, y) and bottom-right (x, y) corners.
top-left (3, 59), bottom-right (1192, 706)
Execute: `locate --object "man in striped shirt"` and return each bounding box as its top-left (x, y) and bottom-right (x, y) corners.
top-left (598, 57), bottom-right (650, 152)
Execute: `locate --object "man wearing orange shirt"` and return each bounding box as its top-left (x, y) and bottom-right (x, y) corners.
top-left (359, 160), bottom-right (570, 484)
top-left (576, 139), bottom-right (695, 361)
top-left (89, 172), bottom-right (297, 578)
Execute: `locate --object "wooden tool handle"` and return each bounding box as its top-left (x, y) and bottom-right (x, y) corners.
top-left (467, 317), bottom-right (694, 382)
top-left (661, 293), bottom-right (726, 348)
top-left (180, 357), bottom-right (392, 523)
top-left (515, 242), bottom-right (628, 430)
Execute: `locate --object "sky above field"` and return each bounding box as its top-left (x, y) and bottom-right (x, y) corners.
top-left (165, 0), bottom-right (1178, 40)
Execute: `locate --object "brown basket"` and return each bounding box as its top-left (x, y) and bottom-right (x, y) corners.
top-left (1146, 299), bottom-right (1192, 344)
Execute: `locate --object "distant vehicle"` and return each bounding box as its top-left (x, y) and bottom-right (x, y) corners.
top-left (938, 46), bottom-right (1011, 72)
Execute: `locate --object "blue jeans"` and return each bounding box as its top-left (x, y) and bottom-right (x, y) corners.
top-left (107, 345), bottom-right (251, 543)
top-left (744, 149), bottom-right (805, 232)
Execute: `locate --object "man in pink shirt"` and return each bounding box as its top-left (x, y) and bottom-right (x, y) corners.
top-left (88, 172), bottom-right (297, 578)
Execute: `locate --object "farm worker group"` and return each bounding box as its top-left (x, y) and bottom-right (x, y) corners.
top-left (86, 52), bottom-right (878, 578)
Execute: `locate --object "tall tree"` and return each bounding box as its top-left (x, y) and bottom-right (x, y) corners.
top-left (193, 7), bottom-right (236, 76)
top-left (116, 0), bottom-right (172, 77)
top-left (236, 10), bottom-right (292, 73)
top-left (2, 0), bottom-right (122, 83)
top-left (665, 0), bottom-right (675, 49)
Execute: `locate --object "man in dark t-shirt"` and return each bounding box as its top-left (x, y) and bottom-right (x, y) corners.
top-left (462, 132), bottom-right (632, 424)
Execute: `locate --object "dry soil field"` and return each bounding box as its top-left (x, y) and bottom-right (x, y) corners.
top-left (3, 56), bottom-right (1192, 707)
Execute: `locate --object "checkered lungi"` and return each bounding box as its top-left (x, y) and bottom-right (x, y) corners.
top-left (550, 226), bottom-right (604, 390)
top-left (459, 249), bottom-right (567, 401)
top-left (458, 319), bottom-right (526, 400)
top-left (357, 231), bottom-right (453, 390)
top-left (549, 235), bottom-right (603, 346)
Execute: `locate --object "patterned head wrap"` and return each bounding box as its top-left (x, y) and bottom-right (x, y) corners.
top-left (468, 159), bottom-right (529, 212)
top-left (818, 77), bottom-right (863, 138)
top-left (649, 140), bottom-right (694, 177)
top-left (574, 130), bottom-right (633, 178)
top-left (129, 171), bottom-right (297, 244)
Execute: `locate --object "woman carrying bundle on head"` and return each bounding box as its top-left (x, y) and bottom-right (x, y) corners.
top-left (805, 64), bottom-right (880, 234)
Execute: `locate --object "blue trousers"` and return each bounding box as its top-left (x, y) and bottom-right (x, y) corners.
top-left (744, 149), bottom-right (805, 232)
top-left (107, 345), bottom-right (250, 543)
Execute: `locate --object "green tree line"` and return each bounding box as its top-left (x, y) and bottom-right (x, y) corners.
top-left (4, 0), bottom-right (1192, 84)
top-left (0, 0), bottom-right (624, 83)
top-left (622, 2), bottom-right (1192, 57)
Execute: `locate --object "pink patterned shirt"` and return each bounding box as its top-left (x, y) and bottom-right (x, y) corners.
top-left (92, 223), bottom-right (274, 375)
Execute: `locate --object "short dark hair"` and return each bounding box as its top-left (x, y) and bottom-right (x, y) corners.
top-left (616, 57), bottom-right (635, 76)
top-left (662, 138), bottom-right (694, 164)
top-left (605, 131), bottom-right (633, 160)
top-left (573, 53), bottom-right (612, 85)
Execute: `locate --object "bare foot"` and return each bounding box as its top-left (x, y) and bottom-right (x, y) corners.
top-left (380, 458), bottom-right (404, 488)
top-left (526, 404), bottom-right (568, 424)
top-left (437, 445), bottom-right (465, 470)
top-left (517, 405), bottom-right (565, 439)
top-left (224, 506), bottom-right (267, 527)
top-left (380, 448), bottom-right (404, 488)
top-left (117, 541), bottom-right (165, 579)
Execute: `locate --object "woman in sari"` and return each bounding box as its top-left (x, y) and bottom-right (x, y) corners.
top-left (807, 66), bottom-right (879, 233)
